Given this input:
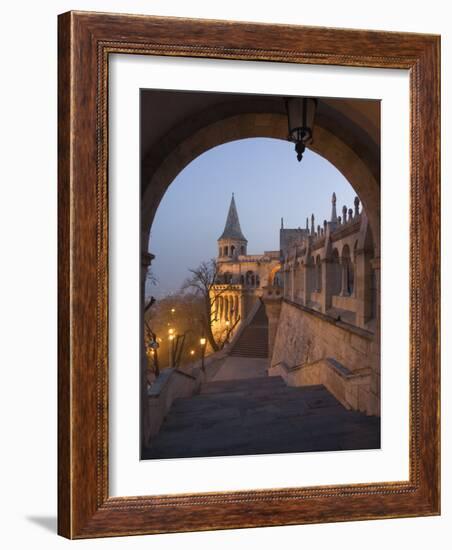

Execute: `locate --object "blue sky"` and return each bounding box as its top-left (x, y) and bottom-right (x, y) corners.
top-left (147, 137), bottom-right (356, 298)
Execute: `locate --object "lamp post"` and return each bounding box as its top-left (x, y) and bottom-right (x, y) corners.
top-left (168, 328), bottom-right (175, 368)
top-left (200, 337), bottom-right (207, 372)
top-left (285, 97), bottom-right (317, 162)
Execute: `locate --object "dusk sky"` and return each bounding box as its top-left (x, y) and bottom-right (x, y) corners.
top-left (146, 137), bottom-right (356, 298)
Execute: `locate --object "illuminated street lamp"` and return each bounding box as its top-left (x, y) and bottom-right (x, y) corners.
top-left (168, 332), bottom-right (175, 367)
top-left (285, 97), bottom-right (317, 162)
top-left (200, 337), bottom-right (207, 372)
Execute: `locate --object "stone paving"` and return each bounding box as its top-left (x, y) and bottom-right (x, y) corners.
top-left (143, 368), bottom-right (381, 460)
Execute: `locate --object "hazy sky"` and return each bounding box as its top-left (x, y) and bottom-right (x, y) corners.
top-left (147, 137), bottom-right (356, 298)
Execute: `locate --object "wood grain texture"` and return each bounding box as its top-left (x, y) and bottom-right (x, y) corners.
top-left (57, 11), bottom-right (440, 539)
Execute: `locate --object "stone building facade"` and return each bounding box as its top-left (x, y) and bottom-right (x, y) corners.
top-left (265, 192), bottom-right (380, 416)
top-left (210, 193), bottom-right (380, 415)
top-left (210, 194), bottom-right (281, 337)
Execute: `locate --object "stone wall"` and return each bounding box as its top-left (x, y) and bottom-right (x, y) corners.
top-left (271, 300), bottom-right (380, 415)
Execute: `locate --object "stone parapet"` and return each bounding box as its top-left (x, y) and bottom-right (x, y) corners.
top-left (261, 286), bottom-right (284, 363)
top-left (270, 300), bottom-right (380, 416)
top-left (268, 358), bottom-right (375, 415)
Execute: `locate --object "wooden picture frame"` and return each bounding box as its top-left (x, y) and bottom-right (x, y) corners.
top-left (58, 11), bottom-right (440, 538)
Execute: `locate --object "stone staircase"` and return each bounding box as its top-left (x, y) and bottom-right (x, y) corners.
top-left (229, 302), bottom-right (268, 358)
top-left (143, 376), bottom-right (381, 459)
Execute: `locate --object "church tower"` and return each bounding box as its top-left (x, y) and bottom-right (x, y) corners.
top-left (217, 193), bottom-right (247, 261)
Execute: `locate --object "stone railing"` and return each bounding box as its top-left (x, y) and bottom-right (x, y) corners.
top-left (145, 348), bottom-right (229, 446)
top-left (268, 357), bottom-right (374, 415)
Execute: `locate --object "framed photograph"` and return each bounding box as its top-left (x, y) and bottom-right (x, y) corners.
top-left (58, 11), bottom-right (440, 538)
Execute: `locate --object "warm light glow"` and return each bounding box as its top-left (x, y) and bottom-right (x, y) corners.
top-left (169, 335), bottom-right (175, 341)
top-left (171, 308), bottom-right (176, 313)
top-left (225, 320), bottom-right (230, 326)
top-left (190, 350), bottom-right (195, 355)
top-left (200, 337), bottom-right (207, 346)
top-left (168, 328), bottom-right (174, 335)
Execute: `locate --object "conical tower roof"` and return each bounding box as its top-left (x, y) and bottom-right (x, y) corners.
top-left (218, 194), bottom-right (247, 242)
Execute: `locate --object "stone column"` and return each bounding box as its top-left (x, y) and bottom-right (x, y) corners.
top-left (369, 257), bottom-right (381, 416)
top-left (141, 250), bottom-right (154, 448)
top-left (291, 266), bottom-right (295, 302)
top-left (355, 249), bottom-right (373, 328)
top-left (214, 294), bottom-right (219, 322)
top-left (239, 292), bottom-right (246, 323)
top-left (225, 295), bottom-right (229, 321)
top-left (321, 258), bottom-right (333, 314)
top-left (303, 262), bottom-right (311, 305)
top-left (292, 263), bottom-right (300, 303)
top-left (261, 286), bottom-right (283, 366)
top-left (298, 263), bottom-right (305, 305)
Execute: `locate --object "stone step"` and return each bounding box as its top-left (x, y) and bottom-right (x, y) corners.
top-left (143, 379), bottom-right (380, 459)
top-left (199, 376), bottom-right (285, 395)
top-left (229, 304), bottom-right (269, 359)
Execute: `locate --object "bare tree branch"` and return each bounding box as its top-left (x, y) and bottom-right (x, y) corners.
top-left (181, 258), bottom-right (236, 352)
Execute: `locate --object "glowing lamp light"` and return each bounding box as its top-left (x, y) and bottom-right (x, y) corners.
top-left (200, 337), bottom-right (207, 346)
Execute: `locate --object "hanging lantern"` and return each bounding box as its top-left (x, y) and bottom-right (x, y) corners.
top-left (285, 97), bottom-right (317, 162)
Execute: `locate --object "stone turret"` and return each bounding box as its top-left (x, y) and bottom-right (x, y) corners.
top-left (331, 192), bottom-right (338, 223)
top-left (217, 193), bottom-right (248, 261)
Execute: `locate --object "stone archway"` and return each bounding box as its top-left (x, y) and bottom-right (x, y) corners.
top-left (140, 96), bottom-right (381, 444)
top-left (142, 111), bottom-right (380, 256)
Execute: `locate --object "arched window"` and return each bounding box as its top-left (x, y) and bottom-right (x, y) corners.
top-left (230, 245), bottom-right (235, 257)
top-left (240, 275), bottom-right (245, 285)
top-left (224, 246), bottom-right (229, 257)
top-left (246, 270), bottom-right (254, 286)
top-left (256, 275), bottom-right (260, 287)
top-left (240, 245), bottom-right (245, 255)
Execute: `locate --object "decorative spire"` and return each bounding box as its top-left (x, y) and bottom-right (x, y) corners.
top-left (331, 192), bottom-right (338, 223)
top-left (281, 217), bottom-right (284, 229)
top-left (311, 214), bottom-right (315, 235)
top-left (354, 196), bottom-right (360, 217)
top-left (218, 194), bottom-right (247, 242)
top-left (342, 205), bottom-right (347, 222)
top-left (348, 208), bottom-right (353, 222)
top-left (306, 217), bottom-right (309, 233)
